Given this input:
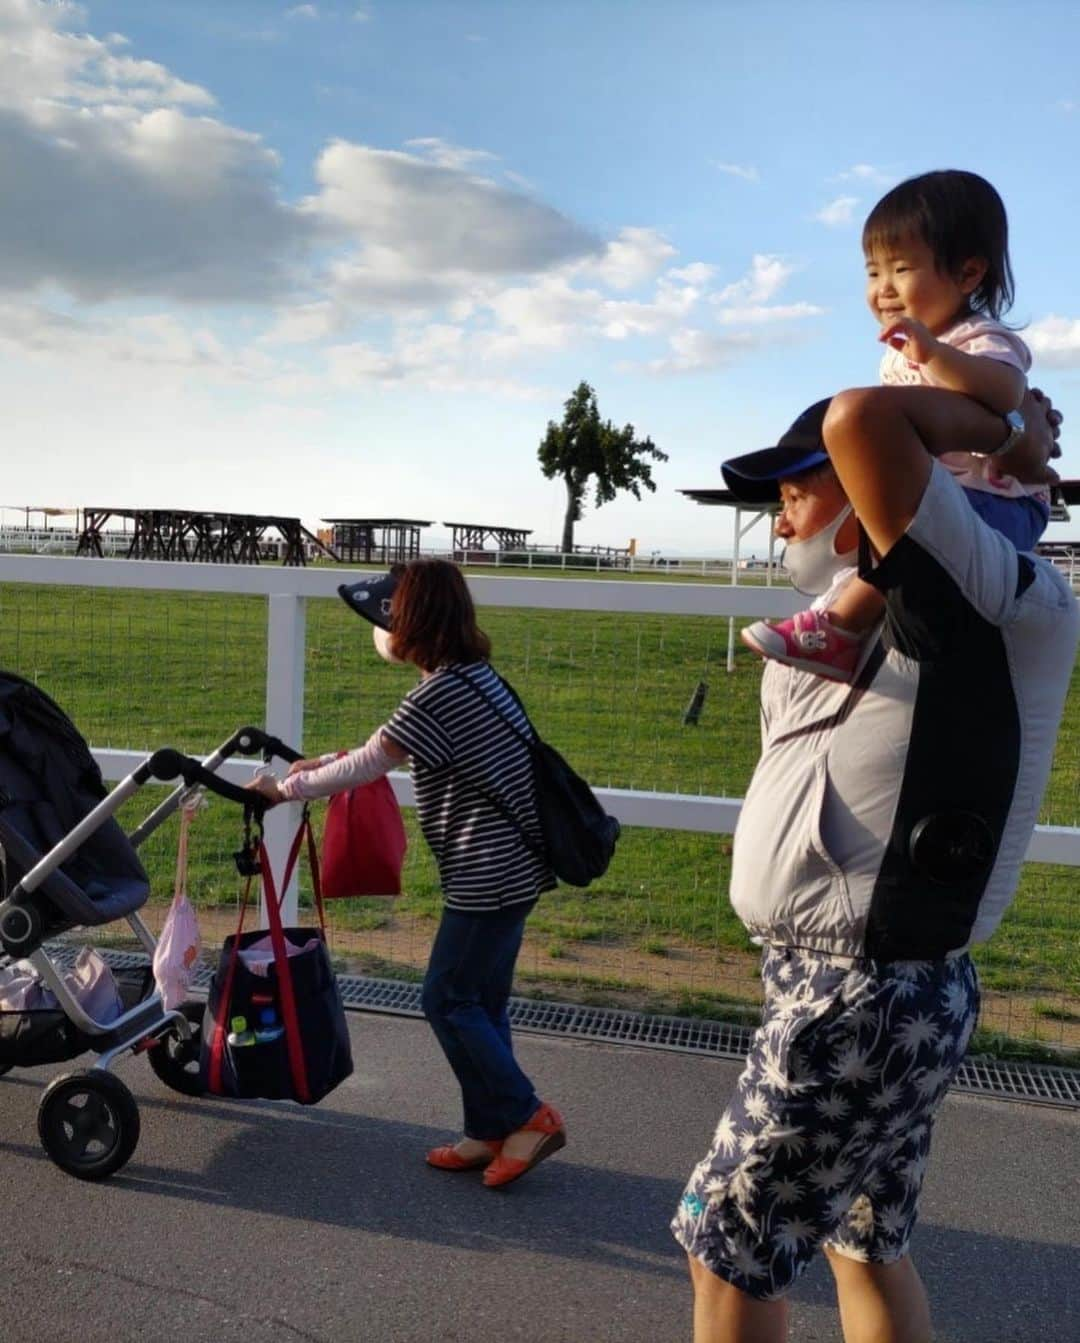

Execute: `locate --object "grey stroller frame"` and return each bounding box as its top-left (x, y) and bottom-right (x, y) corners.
top-left (0, 716), bottom-right (302, 1180)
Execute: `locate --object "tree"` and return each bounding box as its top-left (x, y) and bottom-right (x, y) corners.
top-left (538, 382), bottom-right (668, 555)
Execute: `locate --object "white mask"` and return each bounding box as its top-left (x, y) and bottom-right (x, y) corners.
top-left (781, 504), bottom-right (856, 596)
top-left (372, 626), bottom-right (404, 664)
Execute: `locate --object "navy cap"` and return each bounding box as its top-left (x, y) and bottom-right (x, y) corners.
top-left (337, 572), bottom-right (399, 629)
top-left (721, 399), bottom-right (832, 505)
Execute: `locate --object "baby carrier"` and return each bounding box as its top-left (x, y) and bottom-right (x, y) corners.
top-left (0, 669), bottom-right (304, 1180)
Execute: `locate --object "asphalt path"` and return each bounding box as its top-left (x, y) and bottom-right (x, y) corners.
top-left (2, 1013), bottom-right (1077, 1343)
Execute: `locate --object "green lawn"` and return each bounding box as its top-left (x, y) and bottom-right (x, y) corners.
top-left (2, 579), bottom-right (1078, 1052)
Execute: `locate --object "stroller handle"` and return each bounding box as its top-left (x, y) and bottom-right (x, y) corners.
top-left (228, 726), bottom-right (304, 765)
top-left (141, 749), bottom-right (270, 813)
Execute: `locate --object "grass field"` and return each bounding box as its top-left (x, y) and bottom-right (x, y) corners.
top-left (2, 577), bottom-right (1078, 1055)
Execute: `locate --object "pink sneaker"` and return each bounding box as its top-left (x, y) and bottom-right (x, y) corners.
top-left (741, 609), bottom-right (862, 682)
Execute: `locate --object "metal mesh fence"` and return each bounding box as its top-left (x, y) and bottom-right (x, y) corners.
top-left (1, 574), bottom-right (1078, 1056)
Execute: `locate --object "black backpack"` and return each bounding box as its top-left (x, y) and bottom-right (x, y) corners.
top-left (444, 669), bottom-right (620, 888)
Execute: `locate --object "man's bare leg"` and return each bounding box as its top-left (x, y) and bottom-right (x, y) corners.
top-left (687, 1255), bottom-right (789, 1343)
top-left (824, 1248), bottom-right (931, 1343)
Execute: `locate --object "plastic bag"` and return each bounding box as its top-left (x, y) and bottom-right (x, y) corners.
top-left (321, 776), bottom-right (407, 898)
top-left (153, 795), bottom-right (203, 1010)
top-left (66, 947), bottom-right (123, 1022)
top-left (238, 932), bottom-right (322, 977)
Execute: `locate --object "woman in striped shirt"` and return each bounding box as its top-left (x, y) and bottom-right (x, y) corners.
top-left (249, 559), bottom-right (566, 1188)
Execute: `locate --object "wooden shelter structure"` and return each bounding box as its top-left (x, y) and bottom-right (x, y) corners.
top-left (444, 521), bottom-right (532, 560)
top-left (76, 509), bottom-right (337, 566)
top-left (321, 518), bottom-right (431, 564)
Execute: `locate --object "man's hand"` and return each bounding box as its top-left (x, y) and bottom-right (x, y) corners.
top-left (880, 317), bottom-right (939, 365)
top-left (996, 388), bottom-right (1063, 486)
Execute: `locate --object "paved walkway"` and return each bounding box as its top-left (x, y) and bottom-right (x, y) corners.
top-left (3, 1013), bottom-right (1078, 1342)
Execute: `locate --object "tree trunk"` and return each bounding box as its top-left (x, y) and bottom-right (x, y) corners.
top-left (561, 482), bottom-right (576, 555)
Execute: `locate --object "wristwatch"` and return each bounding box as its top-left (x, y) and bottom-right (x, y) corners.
top-left (990, 409), bottom-right (1025, 457)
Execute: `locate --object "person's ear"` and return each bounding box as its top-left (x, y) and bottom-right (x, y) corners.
top-left (957, 256), bottom-right (988, 297)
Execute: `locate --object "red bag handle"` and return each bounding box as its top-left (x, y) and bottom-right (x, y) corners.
top-left (207, 871), bottom-right (255, 1095)
top-left (258, 839), bottom-right (312, 1104)
top-left (207, 810), bottom-right (322, 1099)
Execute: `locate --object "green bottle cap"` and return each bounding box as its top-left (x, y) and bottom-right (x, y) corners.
top-left (230, 1016), bottom-right (248, 1033)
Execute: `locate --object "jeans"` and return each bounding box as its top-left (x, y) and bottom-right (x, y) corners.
top-left (421, 902), bottom-right (539, 1141)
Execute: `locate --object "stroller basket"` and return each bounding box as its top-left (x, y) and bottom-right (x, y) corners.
top-left (0, 960), bottom-right (153, 1069)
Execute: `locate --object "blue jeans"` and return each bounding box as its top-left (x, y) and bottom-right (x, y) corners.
top-left (421, 903), bottom-right (539, 1141)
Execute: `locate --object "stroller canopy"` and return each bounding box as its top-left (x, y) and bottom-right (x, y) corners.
top-left (0, 672), bottom-right (149, 927)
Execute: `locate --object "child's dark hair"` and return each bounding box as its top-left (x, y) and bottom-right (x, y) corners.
top-left (862, 170), bottom-right (1014, 320)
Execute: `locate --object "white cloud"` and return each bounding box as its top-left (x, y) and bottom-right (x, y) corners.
top-left (715, 301), bottom-right (824, 326)
top-left (404, 137), bottom-right (497, 171)
top-left (0, 0), bottom-right (215, 110)
top-left (640, 328), bottom-right (758, 374)
top-left (815, 195), bottom-right (860, 227)
top-left (1026, 315), bottom-right (1080, 368)
top-left (0, 0), bottom-right (306, 302)
top-left (831, 164), bottom-right (891, 186)
top-left (307, 140), bottom-right (600, 284)
top-left (0, 293), bottom-right (277, 381)
top-left (1057, 99), bottom-right (1076, 113)
top-left (716, 254), bottom-right (794, 306)
top-left (668, 262), bottom-right (715, 286)
top-left (578, 227), bottom-right (677, 291)
top-left (352, 7), bottom-right (373, 20)
top-left (286, 5), bottom-right (319, 18)
top-left (715, 162), bottom-right (759, 183)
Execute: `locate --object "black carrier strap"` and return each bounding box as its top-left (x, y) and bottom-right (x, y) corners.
top-left (439, 668), bottom-right (547, 861)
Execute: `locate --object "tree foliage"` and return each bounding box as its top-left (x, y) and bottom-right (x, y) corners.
top-left (538, 382), bottom-right (667, 553)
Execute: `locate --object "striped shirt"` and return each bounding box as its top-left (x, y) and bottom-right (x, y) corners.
top-left (385, 662), bottom-right (557, 911)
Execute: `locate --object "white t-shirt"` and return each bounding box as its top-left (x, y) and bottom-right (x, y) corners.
top-left (879, 316), bottom-right (1047, 504)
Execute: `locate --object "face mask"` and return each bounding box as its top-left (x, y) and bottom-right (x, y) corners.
top-left (372, 626), bottom-right (404, 664)
top-left (781, 504), bottom-right (856, 596)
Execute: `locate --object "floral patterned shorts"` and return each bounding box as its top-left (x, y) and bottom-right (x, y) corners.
top-left (671, 945), bottom-right (980, 1301)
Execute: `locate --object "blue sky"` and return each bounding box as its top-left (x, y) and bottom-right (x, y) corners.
top-left (3, 0), bottom-right (1079, 554)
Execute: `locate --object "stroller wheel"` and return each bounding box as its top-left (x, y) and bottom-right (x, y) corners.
top-left (37, 1070), bottom-right (140, 1181)
top-left (147, 1000), bottom-right (207, 1097)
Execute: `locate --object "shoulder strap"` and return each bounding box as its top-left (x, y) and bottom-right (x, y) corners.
top-left (436, 668), bottom-right (546, 862)
top-left (443, 666), bottom-right (536, 750)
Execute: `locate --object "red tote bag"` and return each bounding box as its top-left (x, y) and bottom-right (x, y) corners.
top-left (320, 776), bottom-right (408, 898)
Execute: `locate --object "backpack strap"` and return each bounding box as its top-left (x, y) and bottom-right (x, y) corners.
top-left (438, 668), bottom-right (548, 863)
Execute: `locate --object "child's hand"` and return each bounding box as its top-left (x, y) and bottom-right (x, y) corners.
top-left (879, 317), bottom-right (939, 366)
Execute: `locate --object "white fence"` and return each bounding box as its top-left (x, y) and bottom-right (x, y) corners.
top-left (2, 552), bottom-right (1079, 887)
top-left (1, 552), bottom-right (1078, 1050)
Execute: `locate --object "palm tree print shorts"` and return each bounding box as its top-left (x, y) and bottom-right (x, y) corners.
top-left (671, 945), bottom-right (980, 1301)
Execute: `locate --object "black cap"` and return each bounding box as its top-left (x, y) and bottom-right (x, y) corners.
top-left (337, 573), bottom-right (399, 629)
top-left (721, 398), bottom-right (832, 505)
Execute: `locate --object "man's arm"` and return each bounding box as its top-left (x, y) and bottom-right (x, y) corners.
top-left (822, 386), bottom-right (1060, 558)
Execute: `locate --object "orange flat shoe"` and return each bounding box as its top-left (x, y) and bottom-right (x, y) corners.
top-left (426, 1139), bottom-right (503, 1171)
top-left (483, 1103), bottom-right (566, 1188)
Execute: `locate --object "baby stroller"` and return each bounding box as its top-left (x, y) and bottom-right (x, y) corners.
top-left (0, 669), bottom-right (301, 1180)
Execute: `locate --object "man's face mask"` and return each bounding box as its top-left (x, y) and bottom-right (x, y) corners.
top-left (372, 626), bottom-right (404, 664)
top-left (781, 504), bottom-right (856, 596)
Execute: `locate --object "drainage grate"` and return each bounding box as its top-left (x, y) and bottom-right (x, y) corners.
top-left (952, 1056), bottom-right (1080, 1107)
top-left (43, 947), bottom-right (1080, 1111)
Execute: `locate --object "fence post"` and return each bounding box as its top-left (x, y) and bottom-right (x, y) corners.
top-left (264, 592), bottom-right (306, 925)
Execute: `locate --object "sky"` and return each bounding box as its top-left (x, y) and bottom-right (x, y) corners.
top-left (3, 0), bottom-right (1080, 557)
